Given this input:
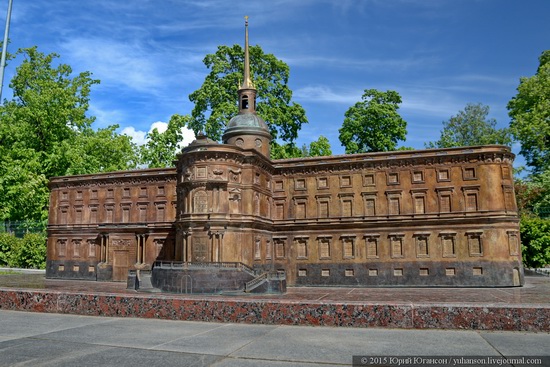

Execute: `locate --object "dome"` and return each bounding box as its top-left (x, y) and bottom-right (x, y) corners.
top-left (226, 112), bottom-right (269, 132)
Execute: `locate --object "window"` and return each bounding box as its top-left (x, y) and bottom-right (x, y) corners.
top-left (414, 233), bottom-right (430, 258)
top-left (386, 190), bottom-right (402, 216)
top-left (275, 180), bottom-right (284, 191)
top-left (462, 186), bottom-right (480, 212)
top-left (293, 196), bottom-right (308, 219)
top-left (387, 172), bottom-right (399, 185)
top-left (121, 204), bottom-right (131, 223)
top-left (463, 167), bottom-right (477, 180)
top-left (389, 197), bottom-right (400, 215)
top-left (411, 189), bottom-right (428, 215)
top-left (254, 237), bottom-right (261, 260)
top-left (437, 169), bottom-right (450, 182)
top-left (295, 178), bottom-right (306, 190)
top-left (467, 232), bottom-right (483, 256)
top-left (275, 201), bottom-right (285, 220)
top-left (507, 231), bottom-right (520, 256)
top-left (274, 238), bottom-right (286, 259)
top-left (363, 173), bottom-right (375, 186)
top-left (340, 175), bottom-right (352, 187)
top-left (72, 239), bottom-right (81, 258)
top-left (156, 203), bottom-right (166, 222)
top-left (365, 234), bottom-right (380, 258)
top-left (412, 170), bottom-right (424, 183)
top-left (436, 188), bottom-right (453, 213)
top-left (317, 177), bottom-right (329, 189)
top-left (342, 236), bottom-right (356, 259)
top-left (441, 232), bottom-right (457, 257)
top-left (123, 188), bottom-right (130, 198)
top-left (362, 193), bottom-right (377, 216)
top-left (339, 194), bottom-right (354, 217)
top-left (318, 237), bottom-right (331, 259)
top-left (389, 234), bottom-right (405, 258)
top-left (295, 237), bottom-right (308, 259)
top-left (316, 195), bottom-right (331, 218)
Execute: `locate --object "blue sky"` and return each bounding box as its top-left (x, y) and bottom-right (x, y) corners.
top-left (2, 0), bottom-right (549, 164)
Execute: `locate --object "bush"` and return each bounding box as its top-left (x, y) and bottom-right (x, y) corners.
top-left (520, 215), bottom-right (550, 268)
top-left (0, 232), bottom-right (46, 269)
top-left (0, 233), bottom-right (21, 266)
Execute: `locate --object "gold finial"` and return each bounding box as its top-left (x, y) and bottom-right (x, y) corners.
top-left (241, 16), bottom-right (254, 89)
top-left (245, 15), bottom-right (248, 25)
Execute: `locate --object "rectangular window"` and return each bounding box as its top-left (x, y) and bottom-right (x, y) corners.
top-left (72, 239), bottom-right (81, 258)
top-left (122, 206), bottom-right (130, 223)
top-left (139, 205), bottom-right (147, 222)
top-left (388, 172), bottom-right (399, 184)
top-left (275, 203), bottom-right (284, 220)
top-left (442, 235), bottom-right (456, 257)
top-left (90, 207), bottom-right (98, 223)
top-left (365, 198), bottom-right (376, 216)
top-left (464, 167), bottom-right (476, 180)
top-left (275, 239), bottom-right (286, 258)
top-left (295, 178), bottom-right (306, 190)
top-left (321, 269), bottom-right (330, 277)
top-left (342, 200), bottom-right (352, 217)
top-left (123, 188), bottom-right (130, 197)
top-left (412, 171), bottom-right (424, 183)
top-left (468, 233), bottom-right (483, 256)
top-left (296, 238), bottom-right (308, 259)
top-left (466, 193), bottom-right (478, 211)
top-left (416, 236), bottom-right (429, 257)
top-left (414, 196), bottom-right (425, 214)
top-left (438, 169), bottom-right (450, 181)
top-left (366, 236), bottom-right (379, 258)
top-left (75, 207), bottom-right (83, 224)
top-left (363, 173), bottom-right (375, 186)
top-left (342, 237), bottom-right (355, 258)
top-left (390, 236), bottom-right (403, 258)
top-left (317, 177), bottom-right (329, 189)
top-left (156, 205), bottom-right (165, 222)
top-left (389, 197), bottom-right (400, 215)
top-left (345, 269), bottom-right (354, 277)
top-left (295, 202), bottom-right (306, 219)
top-left (340, 176), bottom-right (351, 187)
top-left (76, 191), bottom-right (83, 200)
top-left (319, 238), bottom-right (331, 259)
top-left (275, 180), bottom-right (284, 191)
top-left (318, 201), bottom-right (329, 218)
top-left (440, 195), bottom-right (451, 213)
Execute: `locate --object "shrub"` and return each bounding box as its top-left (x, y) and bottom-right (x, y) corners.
top-left (0, 232), bottom-right (46, 269)
top-left (519, 215), bottom-right (550, 268)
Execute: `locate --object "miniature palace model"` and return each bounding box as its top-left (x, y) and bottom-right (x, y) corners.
top-left (46, 19), bottom-right (524, 292)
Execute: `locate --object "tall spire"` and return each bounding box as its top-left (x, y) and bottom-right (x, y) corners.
top-left (241, 16), bottom-right (254, 89)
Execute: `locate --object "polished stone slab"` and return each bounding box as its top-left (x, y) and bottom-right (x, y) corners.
top-left (1, 273), bottom-right (549, 331)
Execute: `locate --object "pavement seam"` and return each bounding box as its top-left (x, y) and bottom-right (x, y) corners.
top-left (146, 322), bottom-right (229, 350)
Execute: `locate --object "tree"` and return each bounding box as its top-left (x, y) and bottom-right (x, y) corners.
top-left (426, 103), bottom-right (511, 149)
top-left (188, 44), bottom-right (307, 144)
top-left (508, 50), bottom-right (550, 173)
top-left (308, 136), bottom-right (332, 157)
top-left (139, 114), bottom-right (192, 168)
top-left (339, 89), bottom-right (407, 153)
top-left (0, 47), bottom-right (139, 222)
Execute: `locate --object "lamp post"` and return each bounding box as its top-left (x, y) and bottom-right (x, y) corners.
top-left (0, 0), bottom-right (13, 103)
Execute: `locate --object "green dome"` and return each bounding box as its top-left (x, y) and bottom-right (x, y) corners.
top-left (226, 112), bottom-right (269, 133)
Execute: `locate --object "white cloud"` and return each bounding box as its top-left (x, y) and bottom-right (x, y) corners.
top-left (121, 121), bottom-right (196, 149)
top-left (294, 85), bottom-right (360, 104)
top-left (120, 126), bottom-right (147, 146)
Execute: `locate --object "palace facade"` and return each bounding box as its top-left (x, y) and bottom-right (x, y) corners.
top-left (46, 20), bottom-right (523, 289)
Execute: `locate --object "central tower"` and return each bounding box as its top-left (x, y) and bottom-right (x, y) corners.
top-left (222, 16), bottom-right (272, 157)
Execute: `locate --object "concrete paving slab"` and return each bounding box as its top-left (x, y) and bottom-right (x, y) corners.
top-left (39, 317), bottom-right (226, 349)
top-left (480, 331), bottom-right (550, 356)
top-left (0, 310), bottom-right (114, 338)
top-left (230, 326), bottom-right (502, 364)
top-left (212, 357), bottom-right (345, 367)
top-left (0, 338), bottom-right (222, 367)
top-left (155, 322), bottom-right (277, 355)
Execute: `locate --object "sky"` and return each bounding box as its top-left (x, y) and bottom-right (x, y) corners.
top-left (2, 0), bottom-right (550, 166)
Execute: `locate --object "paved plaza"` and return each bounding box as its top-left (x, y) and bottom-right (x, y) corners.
top-left (1, 309), bottom-right (549, 367)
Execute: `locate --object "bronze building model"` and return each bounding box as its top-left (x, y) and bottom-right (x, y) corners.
top-left (46, 20), bottom-right (523, 290)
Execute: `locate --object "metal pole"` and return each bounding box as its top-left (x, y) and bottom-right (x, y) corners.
top-left (0, 0), bottom-right (14, 102)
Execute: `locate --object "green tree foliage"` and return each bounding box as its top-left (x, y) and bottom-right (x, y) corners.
top-left (270, 135), bottom-right (332, 160)
top-left (189, 44), bottom-right (307, 144)
top-left (426, 103), bottom-right (511, 149)
top-left (0, 232), bottom-right (46, 269)
top-left (519, 215), bottom-right (550, 268)
top-left (508, 50), bottom-right (550, 173)
top-left (339, 89), bottom-right (407, 153)
top-left (139, 114), bottom-right (191, 168)
top-left (308, 136), bottom-right (332, 157)
top-left (0, 47), bottom-right (139, 222)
